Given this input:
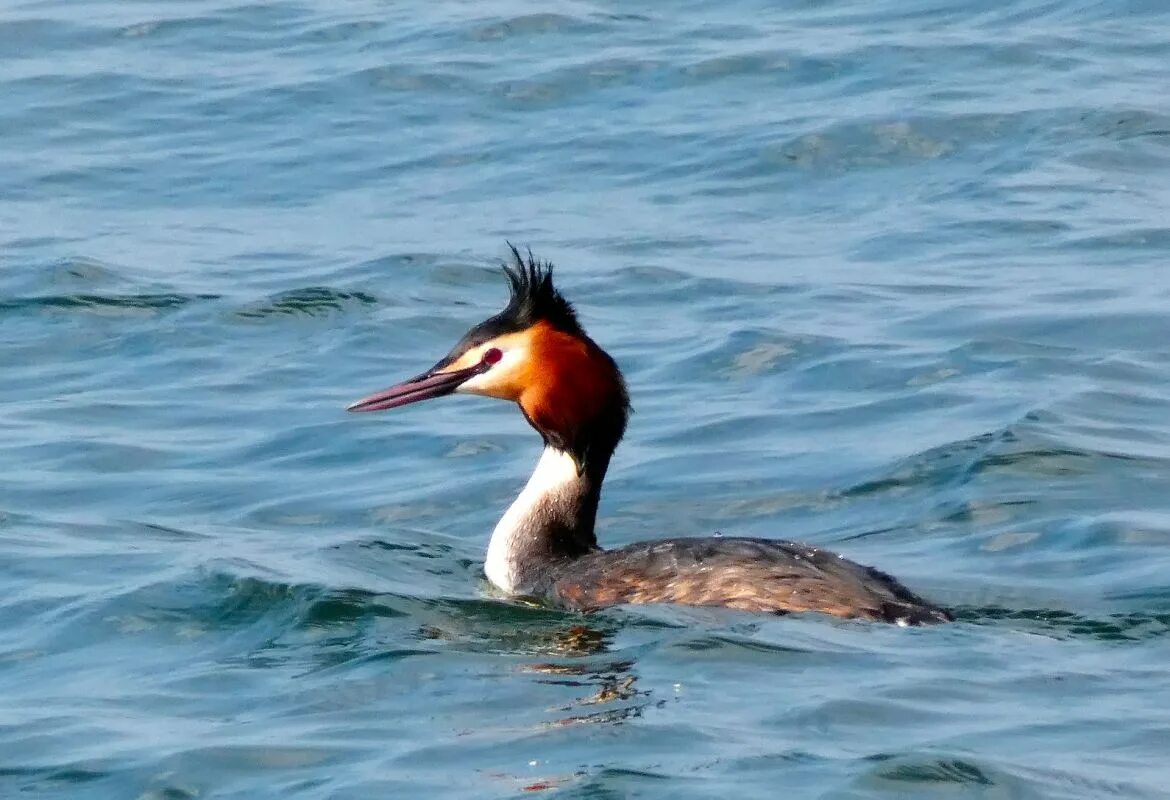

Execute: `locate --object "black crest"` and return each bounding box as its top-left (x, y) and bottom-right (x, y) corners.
top-left (445, 245), bottom-right (584, 361)
top-left (497, 244), bottom-right (583, 336)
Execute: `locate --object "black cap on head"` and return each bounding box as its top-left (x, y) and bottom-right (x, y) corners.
top-left (496, 243), bottom-right (582, 336)
top-left (443, 244), bottom-right (584, 362)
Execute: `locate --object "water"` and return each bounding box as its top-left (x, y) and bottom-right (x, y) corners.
top-left (3, 0), bottom-right (1170, 797)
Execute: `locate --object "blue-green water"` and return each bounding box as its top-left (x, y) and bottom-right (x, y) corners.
top-left (3, 1), bottom-right (1170, 797)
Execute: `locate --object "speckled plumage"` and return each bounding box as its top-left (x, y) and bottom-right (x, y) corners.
top-left (542, 537), bottom-right (952, 625)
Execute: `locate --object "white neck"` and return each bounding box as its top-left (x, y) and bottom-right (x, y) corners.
top-left (484, 446), bottom-right (592, 594)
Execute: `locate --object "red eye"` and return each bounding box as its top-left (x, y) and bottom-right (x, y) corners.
top-left (483, 347), bottom-right (503, 365)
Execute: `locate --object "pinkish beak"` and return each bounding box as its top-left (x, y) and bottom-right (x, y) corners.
top-left (347, 361), bottom-right (487, 413)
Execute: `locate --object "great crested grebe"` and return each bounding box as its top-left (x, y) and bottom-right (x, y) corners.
top-left (349, 247), bottom-right (952, 625)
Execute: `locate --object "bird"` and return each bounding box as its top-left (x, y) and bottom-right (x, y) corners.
top-left (348, 246), bottom-right (951, 625)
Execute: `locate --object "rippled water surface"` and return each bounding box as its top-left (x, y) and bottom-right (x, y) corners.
top-left (4, 0), bottom-right (1170, 797)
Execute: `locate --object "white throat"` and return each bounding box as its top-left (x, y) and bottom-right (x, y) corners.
top-left (484, 446), bottom-right (582, 594)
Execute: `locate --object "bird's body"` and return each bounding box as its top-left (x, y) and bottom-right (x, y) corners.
top-left (348, 247), bottom-right (950, 625)
top-left (547, 539), bottom-right (949, 626)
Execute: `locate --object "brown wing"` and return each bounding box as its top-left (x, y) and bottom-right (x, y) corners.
top-left (546, 537), bottom-right (950, 625)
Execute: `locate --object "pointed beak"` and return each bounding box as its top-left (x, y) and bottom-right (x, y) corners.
top-left (347, 360), bottom-right (487, 413)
